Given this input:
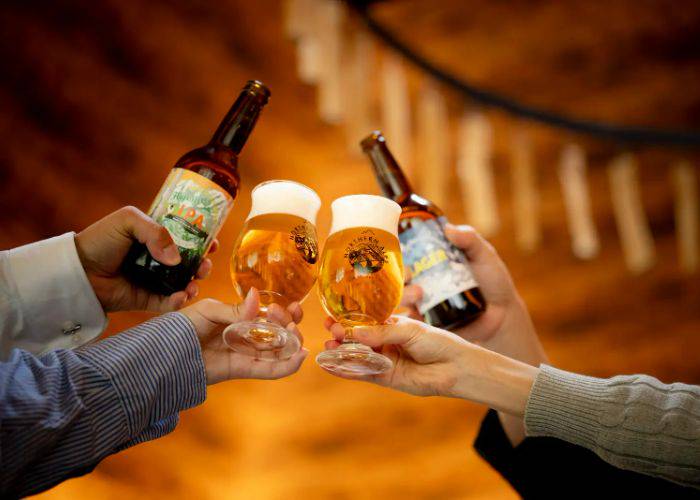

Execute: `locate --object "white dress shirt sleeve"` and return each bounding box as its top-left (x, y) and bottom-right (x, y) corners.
top-left (0, 232), bottom-right (107, 359)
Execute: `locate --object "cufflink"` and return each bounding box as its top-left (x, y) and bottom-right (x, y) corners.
top-left (62, 322), bottom-right (82, 335)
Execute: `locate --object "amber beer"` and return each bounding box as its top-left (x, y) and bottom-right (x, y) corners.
top-left (316, 194), bottom-right (403, 375)
top-left (361, 131), bottom-right (486, 329)
top-left (318, 226), bottom-right (404, 326)
top-left (230, 213), bottom-right (319, 307)
top-left (224, 180), bottom-right (321, 360)
top-left (122, 80), bottom-right (271, 295)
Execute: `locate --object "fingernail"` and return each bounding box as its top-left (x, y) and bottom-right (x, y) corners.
top-left (289, 301), bottom-right (300, 311)
top-left (245, 288), bottom-right (255, 301)
top-left (286, 322), bottom-right (297, 331)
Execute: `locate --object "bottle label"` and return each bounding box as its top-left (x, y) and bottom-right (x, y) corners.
top-left (399, 216), bottom-right (478, 315)
top-left (149, 168), bottom-right (233, 266)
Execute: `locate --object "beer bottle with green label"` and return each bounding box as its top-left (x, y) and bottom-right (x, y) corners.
top-left (122, 80), bottom-right (270, 295)
top-left (361, 131), bottom-right (486, 330)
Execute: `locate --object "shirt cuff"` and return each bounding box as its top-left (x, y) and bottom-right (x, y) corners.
top-left (524, 364), bottom-right (607, 448)
top-left (4, 232), bottom-right (107, 354)
top-left (76, 312), bottom-right (207, 435)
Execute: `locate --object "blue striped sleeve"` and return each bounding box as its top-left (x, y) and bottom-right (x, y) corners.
top-left (0, 312), bottom-right (206, 498)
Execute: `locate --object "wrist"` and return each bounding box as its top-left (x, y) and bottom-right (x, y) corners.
top-left (453, 345), bottom-right (539, 417)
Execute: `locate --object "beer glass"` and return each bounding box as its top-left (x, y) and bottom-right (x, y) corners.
top-left (316, 195), bottom-right (403, 375)
top-left (223, 180), bottom-right (321, 360)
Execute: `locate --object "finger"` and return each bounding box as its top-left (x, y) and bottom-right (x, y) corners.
top-left (195, 258), bottom-right (213, 280)
top-left (268, 348), bottom-right (308, 379)
top-left (117, 206), bottom-right (181, 266)
top-left (142, 289), bottom-right (187, 313)
top-left (208, 239), bottom-right (220, 255)
top-left (353, 317), bottom-right (422, 348)
top-left (266, 303), bottom-right (293, 327)
top-left (330, 322), bottom-right (345, 342)
top-left (444, 224), bottom-right (499, 265)
top-left (400, 284), bottom-right (423, 308)
top-left (323, 317), bottom-right (335, 331)
top-left (201, 288), bottom-right (260, 324)
top-left (287, 302), bottom-right (303, 324)
top-left (286, 321), bottom-right (304, 346)
top-left (324, 339), bottom-right (341, 350)
top-left (185, 281), bottom-right (199, 300)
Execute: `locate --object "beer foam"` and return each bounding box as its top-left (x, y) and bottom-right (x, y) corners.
top-left (329, 195), bottom-right (401, 236)
top-left (248, 180), bottom-right (321, 224)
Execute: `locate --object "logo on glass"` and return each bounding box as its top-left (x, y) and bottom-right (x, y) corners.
top-left (290, 222), bottom-right (319, 264)
top-left (344, 229), bottom-right (387, 275)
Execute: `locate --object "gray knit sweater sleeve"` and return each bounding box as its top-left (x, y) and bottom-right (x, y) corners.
top-left (524, 365), bottom-right (700, 489)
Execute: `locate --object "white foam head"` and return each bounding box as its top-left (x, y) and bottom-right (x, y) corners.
top-left (248, 180), bottom-right (321, 224)
top-left (329, 195), bottom-right (401, 236)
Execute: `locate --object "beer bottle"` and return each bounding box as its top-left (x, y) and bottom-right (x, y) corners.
top-left (122, 80), bottom-right (270, 295)
top-left (361, 131), bottom-right (486, 330)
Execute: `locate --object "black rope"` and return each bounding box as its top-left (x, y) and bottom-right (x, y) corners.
top-left (349, 3), bottom-right (700, 147)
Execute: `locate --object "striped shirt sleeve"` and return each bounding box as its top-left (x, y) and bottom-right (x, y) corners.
top-left (0, 312), bottom-right (206, 498)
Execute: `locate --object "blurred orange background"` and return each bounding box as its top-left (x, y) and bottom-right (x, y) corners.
top-left (1, 0), bottom-right (699, 498)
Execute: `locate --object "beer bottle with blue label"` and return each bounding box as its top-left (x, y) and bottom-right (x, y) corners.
top-left (121, 80), bottom-right (270, 295)
top-left (361, 131), bottom-right (486, 330)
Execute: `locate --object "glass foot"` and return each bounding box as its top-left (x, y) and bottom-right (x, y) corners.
top-left (316, 342), bottom-right (393, 376)
top-left (223, 320), bottom-right (299, 361)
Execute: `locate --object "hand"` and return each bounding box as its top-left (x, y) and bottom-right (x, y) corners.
top-left (399, 224), bottom-right (547, 444)
top-left (323, 315), bottom-right (537, 416)
top-left (75, 206), bottom-right (218, 313)
top-left (401, 224), bottom-right (547, 367)
top-left (181, 288), bottom-right (307, 385)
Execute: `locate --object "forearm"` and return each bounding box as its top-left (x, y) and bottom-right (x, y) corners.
top-left (453, 344), bottom-right (539, 418)
top-left (0, 313), bottom-right (206, 497)
top-left (480, 302), bottom-right (548, 445)
top-left (525, 366), bottom-right (700, 489)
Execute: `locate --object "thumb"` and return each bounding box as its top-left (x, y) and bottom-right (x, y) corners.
top-left (199, 288), bottom-right (261, 325)
top-left (353, 317), bottom-right (424, 348)
top-left (116, 206), bottom-right (181, 266)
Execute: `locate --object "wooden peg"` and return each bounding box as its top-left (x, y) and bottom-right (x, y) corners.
top-left (316, 0), bottom-right (345, 123)
top-left (344, 30), bottom-right (375, 151)
top-left (510, 129), bottom-right (541, 253)
top-left (671, 161), bottom-right (699, 273)
top-left (416, 80), bottom-right (450, 206)
top-left (381, 51), bottom-right (412, 177)
top-left (457, 111), bottom-right (499, 237)
top-left (608, 153), bottom-right (655, 274)
top-left (284, 0), bottom-right (304, 39)
top-left (295, 0), bottom-right (322, 84)
top-left (558, 144), bottom-right (600, 259)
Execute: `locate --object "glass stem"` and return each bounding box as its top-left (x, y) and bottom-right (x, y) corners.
top-left (342, 326), bottom-right (356, 344)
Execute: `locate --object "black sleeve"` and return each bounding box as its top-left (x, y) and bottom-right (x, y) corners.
top-left (473, 410), bottom-right (699, 499)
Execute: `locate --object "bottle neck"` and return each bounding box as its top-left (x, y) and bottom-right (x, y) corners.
top-left (364, 141), bottom-right (413, 203)
top-left (209, 92), bottom-right (266, 154)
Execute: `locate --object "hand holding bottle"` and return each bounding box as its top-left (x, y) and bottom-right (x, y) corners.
top-left (76, 206), bottom-right (217, 312)
top-left (400, 224), bottom-right (547, 367)
top-left (398, 224), bottom-right (547, 444)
